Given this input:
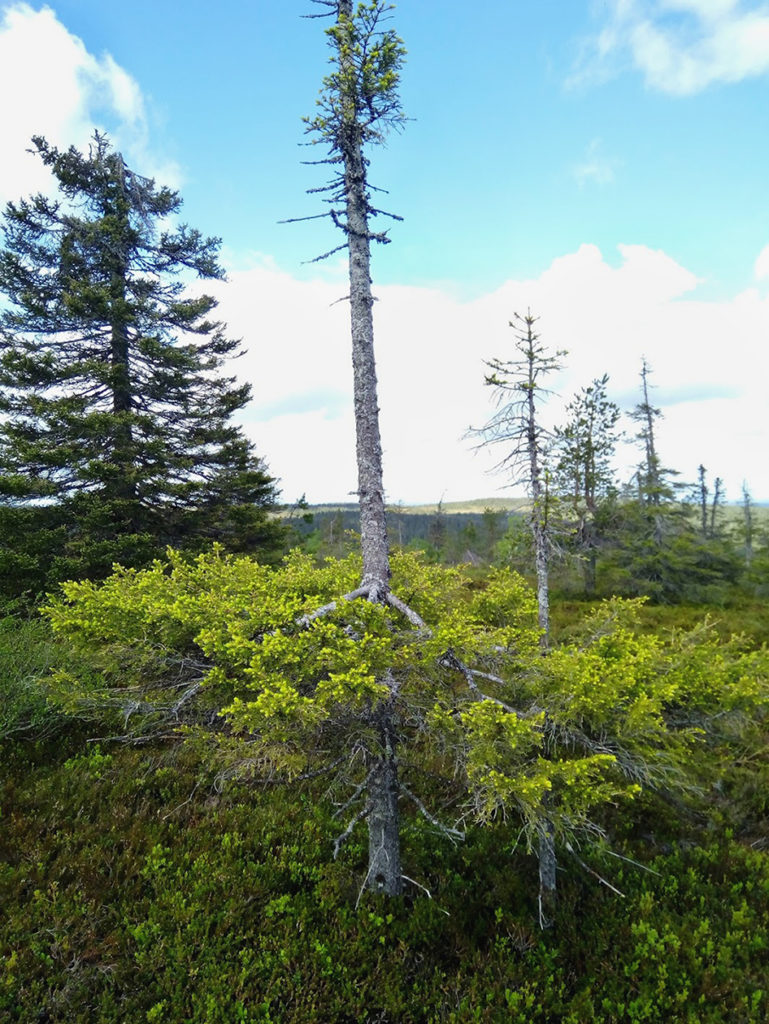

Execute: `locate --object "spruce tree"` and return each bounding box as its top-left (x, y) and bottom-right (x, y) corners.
top-left (0, 134), bottom-right (282, 594)
top-left (553, 374), bottom-right (621, 595)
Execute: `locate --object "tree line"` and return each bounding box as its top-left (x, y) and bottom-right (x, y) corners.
top-left (472, 318), bottom-right (763, 607)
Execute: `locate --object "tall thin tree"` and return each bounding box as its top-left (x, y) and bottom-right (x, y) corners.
top-left (473, 311), bottom-right (564, 926)
top-left (474, 311), bottom-right (564, 647)
top-left (630, 358), bottom-right (670, 510)
top-left (300, 0), bottom-right (408, 895)
top-left (742, 482), bottom-right (754, 570)
top-left (697, 465), bottom-right (709, 539)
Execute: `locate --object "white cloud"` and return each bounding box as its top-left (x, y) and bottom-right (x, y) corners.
top-left (207, 245), bottom-right (769, 505)
top-left (754, 243), bottom-right (769, 280)
top-left (572, 138), bottom-right (620, 186)
top-left (574, 0), bottom-right (769, 94)
top-left (0, 3), bottom-right (178, 206)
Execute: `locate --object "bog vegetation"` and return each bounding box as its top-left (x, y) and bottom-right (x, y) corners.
top-left (1, 2), bottom-right (768, 1021)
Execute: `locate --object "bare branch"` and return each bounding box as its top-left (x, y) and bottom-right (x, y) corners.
top-left (171, 682), bottom-right (202, 717)
top-left (332, 774), bottom-right (371, 819)
top-left (602, 848), bottom-right (663, 876)
top-left (297, 585), bottom-right (371, 627)
top-left (400, 783), bottom-right (465, 842)
top-left (385, 590), bottom-right (429, 630)
top-left (278, 212), bottom-right (332, 224)
top-left (333, 805), bottom-right (370, 859)
top-left (564, 841), bottom-right (625, 897)
top-left (161, 780), bottom-right (203, 820)
top-left (466, 668), bottom-right (506, 686)
top-left (437, 649), bottom-right (521, 717)
top-left (303, 242), bottom-right (349, 264)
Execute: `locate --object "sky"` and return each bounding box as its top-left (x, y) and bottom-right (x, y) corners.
top-left (1, 0), bottom-right (768, 504)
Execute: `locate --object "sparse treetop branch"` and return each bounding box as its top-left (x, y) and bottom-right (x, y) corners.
top-left (474, 312), bottom-right (567, 642)
top-left (297, 0), bottom-right (406, 256)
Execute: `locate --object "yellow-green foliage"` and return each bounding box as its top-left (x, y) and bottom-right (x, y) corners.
top-left (43, 548), bottom-right (768, 851)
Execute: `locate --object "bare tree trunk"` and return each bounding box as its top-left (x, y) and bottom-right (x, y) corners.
top-left (339, 0), bottom-right (390, 597)
top-left (533, 514), bottom-right (550, 643)
top-left (526, 357), bottom-right (549, 648)
top-left (367, 715), bottom-right (402, 895)
top-left (710, 477), bottom-right (723, 537)
top-left (335, 0), bottom-right (400, 894)
top-left (522, 327), bottom-right (557, 923)
top-left (538, 818), bottom-right (557, 929)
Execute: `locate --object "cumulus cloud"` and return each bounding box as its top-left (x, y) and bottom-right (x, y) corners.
top-left (205, 245), bottom-right (769, 505)
top-left (0, 3), bottom-right (178, 206)
top-left (573, 0), bottom-right (769, 94)
top-left (755, 243), bottom-right (769, 280)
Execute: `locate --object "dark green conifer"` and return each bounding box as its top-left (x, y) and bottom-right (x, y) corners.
top-left (0, 134), bottom-right (282, 595)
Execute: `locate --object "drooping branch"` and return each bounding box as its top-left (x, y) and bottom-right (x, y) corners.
top-left (333, 805), bottom-right (370, 859)
top-left (400, 783), bottom-right (465, 842)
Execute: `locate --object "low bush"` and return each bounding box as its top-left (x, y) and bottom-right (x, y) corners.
top-left (2, 743), bottom-right (768, 1023)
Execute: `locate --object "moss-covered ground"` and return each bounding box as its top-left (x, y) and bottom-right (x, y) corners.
top-left (2, 725), bottom-right (768, 1023)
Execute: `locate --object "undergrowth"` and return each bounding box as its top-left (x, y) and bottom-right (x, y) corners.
top-left (2, 740), bottom-right (768, 1023)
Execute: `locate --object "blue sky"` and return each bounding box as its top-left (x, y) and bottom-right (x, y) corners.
top-left (1, 0), bottom-right (768, 503)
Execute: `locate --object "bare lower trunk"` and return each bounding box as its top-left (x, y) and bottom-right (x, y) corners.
top-left (533, 517), bottom-right (550, 648)
top-left (367, 732), bottom-right (402, 895)
top-left (526, 338), bottom-right (549, 650)
top-left (538, 818), bottom-right (556, 929)
top-left (348, 223), bottom-right (390, 592)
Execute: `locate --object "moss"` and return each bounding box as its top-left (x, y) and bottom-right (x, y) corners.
top-left (2, 741), bottom-right (768, 1023)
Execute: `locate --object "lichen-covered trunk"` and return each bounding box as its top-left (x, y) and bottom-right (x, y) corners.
top-left (538, 818), bottom-right (557, 929)
top-left (526, 384), bottom-right (549, 648)
top-left (532, 514), bottom-right (549, 644)
top-left (525, 349), bottom-right (556, 923)
top-left (337, 0), bottom-right (398, 894)
top-left (340, 8), bottom-right (390, 596)
top-left (367, 736), bottom-right (402, 896)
